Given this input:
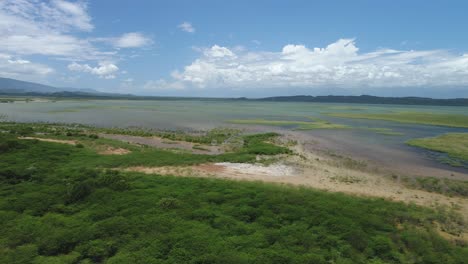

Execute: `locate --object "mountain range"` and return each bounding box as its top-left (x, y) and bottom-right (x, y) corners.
top-left (1, 77), bottom-right (468, 106)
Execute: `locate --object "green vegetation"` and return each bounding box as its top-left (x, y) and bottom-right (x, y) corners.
top-left (401, 176), bottom-right (468, 198)
top-left (228, 118), bottom-right (349, 130)
top-left (0, 122), bottom-right (242, 146)
top-left (407, 133), bottom-right (468, 166)
top-left (0, 123), bottom-right (467, 263)
top-left (0, 123), bottom-right (290, 168)
top-left (229, 119), bottom-right (311, 126)
top-left (364, 128), bottom-right (404, 136)
top-left (327, 112), bottom-right (468, 128)
top-left (103, 127), bottom-right (242, 145)
top-left (1, 133), bottom-right (467, 263)
top-left (326, 106), bottom-right (368, 111)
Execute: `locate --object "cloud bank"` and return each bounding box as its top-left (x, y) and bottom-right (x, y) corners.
top-left (162, 39), bottom-right (468, 95)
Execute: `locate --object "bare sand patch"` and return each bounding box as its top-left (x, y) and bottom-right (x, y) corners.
top-left (214, 162), bottom-right (296, 176)
top-left (19, 136), bottom-right (76, 145)
top-left (98, 147), bottom-right (131, 155)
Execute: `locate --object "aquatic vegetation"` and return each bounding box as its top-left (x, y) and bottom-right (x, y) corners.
top-left (228, 118), bottom-right (349, 130)
top-left (326, 105), bottom-right (368, 111)
top-left (407, 133), bottom-right (468, 165)
top-left (363, 127), bottom-right (404, 136)
top-left (327, 112), bottom-right (468, 128)
top-left (0, 128), bottom-right (466, 263)
top-left (229, 119), bottom-right (311, 126)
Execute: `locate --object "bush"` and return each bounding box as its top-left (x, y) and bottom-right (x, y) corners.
top-left (158, 197), bottom-right (180, 209)
top-left (66, 182), bottom-right (93, 204)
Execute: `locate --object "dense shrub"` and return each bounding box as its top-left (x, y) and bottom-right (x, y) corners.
top-left (0, 125), bottom-right (467, 263)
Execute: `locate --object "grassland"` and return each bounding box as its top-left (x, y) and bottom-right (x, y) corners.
top-left (1, 122), bottom-right (467, 263)
top-left (326, 112), bottom-right (468, 128)
top-left (407, 133), bottom-right (468, 164)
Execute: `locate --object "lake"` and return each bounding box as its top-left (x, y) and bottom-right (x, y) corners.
top-left (2, 99), bottom-right (468, 178)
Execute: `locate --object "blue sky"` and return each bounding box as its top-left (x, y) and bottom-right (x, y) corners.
top-left (1, 0), bottom-right (468, 97)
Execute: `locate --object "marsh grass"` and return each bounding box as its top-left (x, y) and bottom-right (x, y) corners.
top-left (228, 118), bottom-right (349, 130)
top-left (327, 112), bottom-right (468, 128)
top-left (407, 133), bottom-right (468, 165)
top-left (324, 150), bottom-right (369, 171)
top-left (363, 127), bottom-right (404, 136)
top-left (330, 175), bottom-right (365, 184)
top-left (401, 176), bottom-right (468, 198)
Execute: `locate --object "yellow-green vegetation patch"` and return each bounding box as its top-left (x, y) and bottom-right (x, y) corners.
top-left (326, 112), bottom-right (468, 128)
top-left (364, 127), bottom-right (404, 136)
top-left (228, 118), bottom-right (349, 130)
top-left (401, 176), bottom-right (468, 198)
top-left (229, 119), bottom-right (311, 126)
top-left (48, 109), bottom-right (80, 113)
top-left (326, 106), bottom-right (368, 111)
top-left (295, 122), bottom-right (349, 130)
top-left (407, 133), bottom-right (468, 163)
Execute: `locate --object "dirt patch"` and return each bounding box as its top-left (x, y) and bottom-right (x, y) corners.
top-left (214, 162), bottom-right (296, 177)
top-left (19, 136), bottom-right (76, 145)
top-left (98, 147), bottom-right (131, 155)
top-left (99, 134), bottom-right (223, 155)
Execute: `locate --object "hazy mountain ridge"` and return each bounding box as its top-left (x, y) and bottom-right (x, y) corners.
top-left (1, 77), bottom-right (468, 106)
top-left (0, 77), bottom-right (100, 94)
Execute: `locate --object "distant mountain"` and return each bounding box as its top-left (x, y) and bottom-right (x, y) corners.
top-left (0, 77), bottom-right (100, 94)
top-left (1, 77), bottom-right (467, 106)
top-left (0, 77), bottom-right (59, 94)
top-left (253, 95), bottom-right (468, 106)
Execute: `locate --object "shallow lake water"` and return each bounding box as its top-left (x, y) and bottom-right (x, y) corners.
top-left (1, 99), bottom-right (468, 178)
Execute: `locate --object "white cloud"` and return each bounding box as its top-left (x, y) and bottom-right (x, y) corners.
top-left (0, 0), bottom-right (99, 59)
top-left (0, 54), bottom-right (54, 79)
top-left (113, 32), bottom-right (152, 48)
top-left (178, 22), bottom-right (195, 33)
top-left (0, 0), bottom-right (153, 81)
top-left (162, 39), bottom-right (468, 92)
top-left (68, 62), bottom-right (119, 79)
top-left (143, 79), bottom-right (185, 91)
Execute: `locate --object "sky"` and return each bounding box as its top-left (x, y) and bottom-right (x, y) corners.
top-left (1, 0), bottom-right (468, 98)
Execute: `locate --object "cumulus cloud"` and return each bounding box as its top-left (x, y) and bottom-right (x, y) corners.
top-left (143, 79), bottom-right (185, 91)
top-left (163, 39), bottom-right (468, 93)
top-left (0, 0), bottom-right (99, 59)
top-left (0, 0), bottom-right (151, 81)
top-left (113, 32), bottom-right (152, 48)
top-left (68, 62), bottom-right (119, 79)
top-left (178, 22), bottom-right (195, 33)
top-left (0, 53), bottom-right (54, 79)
